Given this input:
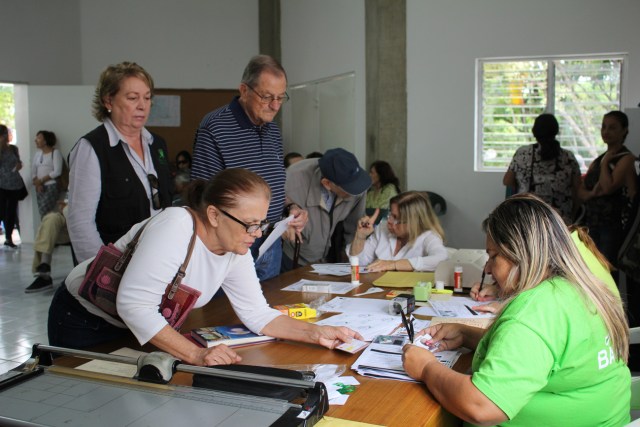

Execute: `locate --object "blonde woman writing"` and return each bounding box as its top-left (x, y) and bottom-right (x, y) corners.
top-left (402, 194), bottom-right (630, 426)
top-left (347, 191), bottom-right (448, 272)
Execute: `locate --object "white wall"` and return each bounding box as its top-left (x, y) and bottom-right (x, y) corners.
top-left (0, 0), bottom-right (81, 84)
top-left (78, 0), bottom-right (260, 88)
top-left (280, 0), bottom-right (366, 162)
top-left (407, 0), bottom-right (640, 248)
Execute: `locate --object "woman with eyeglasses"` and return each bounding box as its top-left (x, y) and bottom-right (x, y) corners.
top-left (49, 169), bottom-right (363, 366)
top-left (402, 194), bottom-right (630, 426)
top-left (66, 62), bottom-right (172, 264)
top-left (347, 191), bottom-right (448, 272)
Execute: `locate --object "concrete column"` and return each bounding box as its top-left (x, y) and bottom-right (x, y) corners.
top-left (366, 0), bottom-right (407, 190)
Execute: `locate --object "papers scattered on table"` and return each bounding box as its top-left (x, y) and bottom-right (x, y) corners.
top-left (317, 297), bottom-right (389, 314)
top-left (353, 287), bottom-right (384, 297)
top-left (282, 279), bottom-right (357, 295)
top-left (352, 335), bottom-right (461, 382)
top-left (428, 296), bottom-right (495, 318)
top-left (314, 312), bottom-right (401, 341)
top-left (257, 215), bottom-right (293, 260)
top-left (76, 347), bottom-right (146, 378)
top-left (325, 376), bottom-right (360, 406)
top-left (372, 271), bottom-right (435, 288)
top-left (311, 263), bottom-right (368, 276)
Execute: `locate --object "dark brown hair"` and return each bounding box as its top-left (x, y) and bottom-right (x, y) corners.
top-left (183, 168), bottom-right (271, 222)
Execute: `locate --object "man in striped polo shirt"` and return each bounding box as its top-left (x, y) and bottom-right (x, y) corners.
top-left (191, 55), bottom-right (307, 281)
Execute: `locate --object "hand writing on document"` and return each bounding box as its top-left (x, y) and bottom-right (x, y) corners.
top-left (469, 281), bottom-right (504, 313)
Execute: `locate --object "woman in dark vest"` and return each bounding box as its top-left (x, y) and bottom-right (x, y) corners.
top-left (66, 62), bottom-right (172, 264)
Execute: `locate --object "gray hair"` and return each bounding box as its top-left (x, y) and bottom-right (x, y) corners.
top-left (241, 55), bottom-right (287, 87)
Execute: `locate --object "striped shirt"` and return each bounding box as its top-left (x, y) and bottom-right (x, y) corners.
top-left (191, 97), bottom-right (285, 222)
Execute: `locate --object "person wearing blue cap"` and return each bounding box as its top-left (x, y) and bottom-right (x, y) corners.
top-left (282, 148), bottom-right (372, 269)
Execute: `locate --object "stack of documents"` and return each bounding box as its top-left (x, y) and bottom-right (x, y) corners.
top-left (351, 335), bottom-right (461, 382)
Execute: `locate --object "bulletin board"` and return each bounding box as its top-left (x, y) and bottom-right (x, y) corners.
top-left (146, 89), bottom-right (238, 167)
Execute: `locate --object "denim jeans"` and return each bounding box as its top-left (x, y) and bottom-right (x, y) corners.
top-left (48, 283), bottom-right (130, 350)
top-left (250, 236), bottom-right (282, 281)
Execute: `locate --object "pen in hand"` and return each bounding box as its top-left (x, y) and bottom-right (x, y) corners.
top-left (478, 263), bottom-right (487, 292)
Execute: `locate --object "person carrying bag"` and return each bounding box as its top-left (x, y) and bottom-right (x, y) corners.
top-left (48, 169), bottom-right (363, 367)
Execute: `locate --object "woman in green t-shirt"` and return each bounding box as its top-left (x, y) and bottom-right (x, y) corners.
top-left (366, 161), bottom-right (401, 213)
top-left (402, 194), bottom-right (630, 426)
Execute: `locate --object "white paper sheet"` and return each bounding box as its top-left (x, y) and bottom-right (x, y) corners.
top-left (282, 279), bottom-right (357, 295)
top-left (310, 263), bottom-right (369, 276)
top-left (258, 215), bottom-right (294, 260)
top-left (428, 296), bottom-right (496, 318)
top-left (314, 312), bottom-right (401, 341)
top-left (317, 297), bottom-right (390, 314)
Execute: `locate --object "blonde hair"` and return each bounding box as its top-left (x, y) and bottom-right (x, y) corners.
top-left (483, 194), bottom-right (628, 361)
top-left (391, 191), bottom-right (445, 244)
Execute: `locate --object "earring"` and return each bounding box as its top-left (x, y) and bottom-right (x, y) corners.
top-left (107, 109), bottom-right (112, 113)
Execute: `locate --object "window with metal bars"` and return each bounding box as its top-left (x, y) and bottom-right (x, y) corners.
top-left (476, 55), bottom-right (624, 172)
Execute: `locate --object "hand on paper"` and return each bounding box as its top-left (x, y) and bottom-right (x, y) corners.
top-left (470, 281), bottom-right (499, 302)
top-left (199, 344), bottom-right (242, 367)
top-left (366, 259), bottom-right (396, 273)
top-left (402, 343), bottom-right (438, 381)
top-left (355, 209), bottom-right (379, 240)
top-left (314, 325), bottom-right (364, 350)
top-left (471, 301), bottom-right (502, 314)
top-left (421, 323), bottom-right (465, 352)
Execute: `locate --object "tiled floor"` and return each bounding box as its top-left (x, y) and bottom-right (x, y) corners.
top-left (0, 230), bottom-right (75, 374)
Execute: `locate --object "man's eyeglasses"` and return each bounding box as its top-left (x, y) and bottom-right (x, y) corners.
top-left (218, 208), bottom-right (270, 234)
top-left (148, 174), bottom-right (161, 210)
top-left (246, 84), bottom-right (290, 105)
top-left (387, 214), bottom-right (404, 225)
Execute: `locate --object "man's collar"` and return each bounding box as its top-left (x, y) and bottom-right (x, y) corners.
top-left (230, 96), bottom-right (271, 132)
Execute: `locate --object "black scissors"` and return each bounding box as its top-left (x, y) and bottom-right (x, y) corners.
top-left (400, 309), bottom-right (414, 343)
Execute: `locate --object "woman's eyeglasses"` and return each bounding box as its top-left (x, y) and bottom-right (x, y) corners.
top-left (218, 208), bottom-right (270, 234)
top-left (387, 214), bottom-right (404, 225)
top-left (147, 174), bottom-right (161, 210)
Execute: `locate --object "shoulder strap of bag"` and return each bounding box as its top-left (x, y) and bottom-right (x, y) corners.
top-left (114, 220), bottom-right (151, 271)
top-left (167, 207), bottom-right (198, 299)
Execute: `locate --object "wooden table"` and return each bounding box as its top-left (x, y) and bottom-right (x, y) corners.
top-left (53, 267), bottom-right (466, 427)
top-left (180, 267), bottom-right (466, 427)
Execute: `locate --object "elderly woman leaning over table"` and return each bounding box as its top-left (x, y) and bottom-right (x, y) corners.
top-left (402, 194), bottom-right (630, 427)
top-left (347, 191), bottom-right (448, 272)
top-left (48, 168), bottom-right (362, 367)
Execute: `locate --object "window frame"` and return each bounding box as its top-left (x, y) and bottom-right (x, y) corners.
top-left (475, 53), bottom-right (628, 172)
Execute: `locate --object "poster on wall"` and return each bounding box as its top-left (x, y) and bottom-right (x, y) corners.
top-left (147, 95), bottom-right (181, 127)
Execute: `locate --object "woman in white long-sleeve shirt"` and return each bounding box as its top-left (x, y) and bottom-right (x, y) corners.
top-left (31, 130), bottom-right (63, 218)
top-left (48, 168), bottom-right (362, 367)
top-left (347, 191), bottom-right (448, 272)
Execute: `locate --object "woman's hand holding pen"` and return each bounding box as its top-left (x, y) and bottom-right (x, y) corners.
top-left (470, 281), bottom-right (498, 302)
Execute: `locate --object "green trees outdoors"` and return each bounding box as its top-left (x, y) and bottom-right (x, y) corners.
top-left (481, 58), bottom-right (622, 171)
